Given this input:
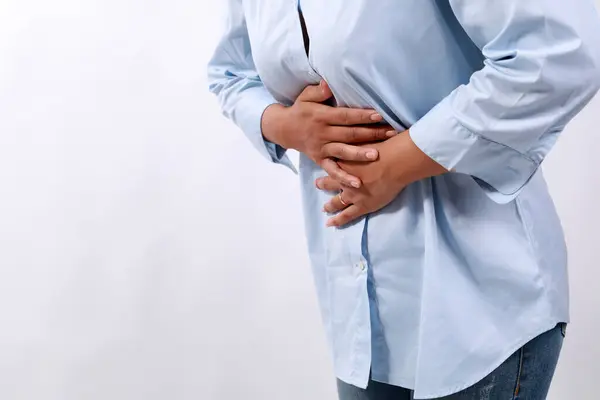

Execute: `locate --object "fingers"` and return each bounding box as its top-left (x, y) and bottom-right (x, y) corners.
top-left (326, 205), bottom-right (364, 228)
top-left (329, 125), bottom-right (398, 144)
top-left (297, 81), bottom-right (387, 128)
top-left (321, 143), bottom-right (379, 162)
top-left (297, 80), bottom-right (333, 103)
top-left (319, 185), bottom-right (366, 227)
top-left (320, 158), bottom-right (361, 188)
top-left (323, 191), bottom-right (350, 213)
top-left (315, 176), bottom-right (342, 192)
top-left (327, 107), bottom-right (383, 126)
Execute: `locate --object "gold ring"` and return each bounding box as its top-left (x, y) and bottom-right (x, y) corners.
top-left (338, 192), bottom-right (349, 206)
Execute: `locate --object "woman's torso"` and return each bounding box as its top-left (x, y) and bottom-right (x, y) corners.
top-left (239, 0), bottom-right (569, 397)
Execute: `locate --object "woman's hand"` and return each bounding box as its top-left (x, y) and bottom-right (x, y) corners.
top-left (261, 81), bottom-right (397, 188)
top-left (317, 131), bottom-right (447, 227)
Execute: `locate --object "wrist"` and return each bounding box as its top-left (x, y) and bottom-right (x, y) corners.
top-left (387, 130), bottom-right (447, 186)
top-left (261, 103), bottom-right (294, 150)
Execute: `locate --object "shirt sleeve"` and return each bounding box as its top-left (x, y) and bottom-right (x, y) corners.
top-left (207, 0), bottom-right (296, 172)
top-left (409, 0), bottom-right (600, 203)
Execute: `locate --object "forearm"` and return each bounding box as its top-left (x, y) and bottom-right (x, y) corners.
top-left (260, 103), bottom-right (294, 150)
top-left (387, 130), bottom-right (448, 187)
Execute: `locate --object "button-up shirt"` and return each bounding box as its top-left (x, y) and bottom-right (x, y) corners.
top-left (207, 0), bottom-right (600, 398)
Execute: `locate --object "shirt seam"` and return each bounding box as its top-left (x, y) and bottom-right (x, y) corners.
top-left (448, 111), bottom-right (538, 166)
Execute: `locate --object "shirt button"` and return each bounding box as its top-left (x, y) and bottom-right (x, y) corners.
top-left (355, 260), bottom-right (367, 271)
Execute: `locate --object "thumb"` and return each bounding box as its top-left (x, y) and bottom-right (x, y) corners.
top-left (297, 80), bottom-right (333, 103)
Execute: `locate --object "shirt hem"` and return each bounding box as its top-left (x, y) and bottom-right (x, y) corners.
top-left (370, 373), bottom-right (413, 391)
top-left (377, 319), bottom-right (565, 399)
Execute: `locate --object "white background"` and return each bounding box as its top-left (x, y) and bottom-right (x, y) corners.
top-left (0, 1), bottom-right (598, 399)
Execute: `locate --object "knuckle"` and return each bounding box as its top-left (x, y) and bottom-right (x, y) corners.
top-left (359, 111), bottom-right (369, 123)
top-left (325, 145), bottom-right (336, 159)
top-left (356, 203), bottom-right (368, 214)
top-left (338, 145), bottom-right (348, 159)
top-left (301, 105), bottom-right (313, 118)
top-left (343, 109), bottom-right (350, 125)
top-left (344, 192), bottom-right (355, 203)
top-left (361, 111), bottom-right (371, 125)
top-left (300, 109), bottom-right (312, 122)
top-left (314, 108), bottom-right (327, 123)
top-left (350, 127), bottom-right (359, 141)
top-left (328, 166), bottom-right (339, 178)
top-left (330, 130), bottom-right (343, 141)
top-left (319, 158), bottom-right (331, 171)
top-left (355, 148), bottom-right (366, 160)
top-left (330, 167), bottom-right (341, 179)
top-left (322, 126), bottom-right (333, 140)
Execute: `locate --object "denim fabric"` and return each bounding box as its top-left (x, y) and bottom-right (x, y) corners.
top-left (337, 323), bottom-right (565, 400)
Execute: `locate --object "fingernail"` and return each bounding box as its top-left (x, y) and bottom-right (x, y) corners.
top-left (351, 181), bottom-right (361, 188)
top-left (386, 130), bottom-right (397, 137)
top-left (315, 179), bottom-right (322, 189)
top-left (366, 151), bottom-right (377, 160)
top-left (326, 220), bottom-right (334, 227)
top-left (370, 113), bottom-right (382, 122)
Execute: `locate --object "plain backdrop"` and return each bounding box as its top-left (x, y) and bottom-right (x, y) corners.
top-left (0, 1), bottom-right (598, 399)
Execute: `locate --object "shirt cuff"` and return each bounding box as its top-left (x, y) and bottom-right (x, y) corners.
top-left (236, 85), bottom-right (297, 173)
top-left (409, 96), bottom-right (539, 204)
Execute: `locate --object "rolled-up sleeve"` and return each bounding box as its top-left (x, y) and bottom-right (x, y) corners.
top-left (410, 0), bottom-right (600, 203)
top-left (207, 0), bottom-right (296, 172)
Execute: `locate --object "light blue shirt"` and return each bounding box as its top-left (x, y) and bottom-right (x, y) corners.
top-left (207, 0), bottom-right (600, 398)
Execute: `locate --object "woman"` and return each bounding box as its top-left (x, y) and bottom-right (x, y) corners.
top-left (208, 1), bottom-right (600, 399)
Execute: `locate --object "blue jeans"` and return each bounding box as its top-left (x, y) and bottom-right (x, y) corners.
top-left (337, 323), bottom-right (566, 400)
